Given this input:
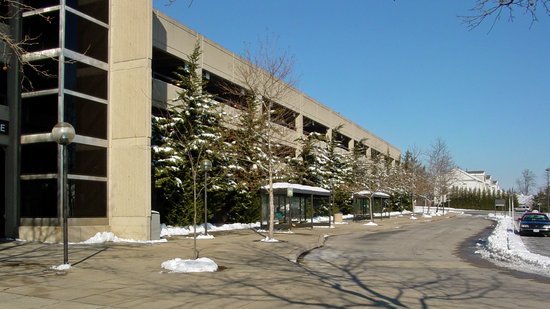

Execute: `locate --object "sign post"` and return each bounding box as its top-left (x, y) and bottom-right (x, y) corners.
top-left (495, 199), bottom-right (506, 217)
top-left (286, 187), bottom-right (293, 229)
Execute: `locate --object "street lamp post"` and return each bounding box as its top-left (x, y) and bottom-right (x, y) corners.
top-left (546, 168), bottom-right (550, 213)
top-left (51, 122), bottom-right (75, 265)
top-left (329, 179), bottom-right (335, 228)
top-left (202, 159), bottom-right (212, 236)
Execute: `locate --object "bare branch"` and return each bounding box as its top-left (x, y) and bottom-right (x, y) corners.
top-left (227, 33), bottom-right (298, 240)
top-left (163, 0), bottom-right (194, 8)
top-left (1, 1), bottom-right (62, 87)
top-left (461, 0), bottom-right (550, 31)
top-left (237, 34), bottom-right (297, 103)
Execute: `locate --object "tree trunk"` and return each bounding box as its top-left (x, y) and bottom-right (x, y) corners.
top-left (369, 195), bottom-right (375, 222)
top-left (192, 170), bottom-right (198, 259)
top-left (267, 111), bottom-right (275, 240)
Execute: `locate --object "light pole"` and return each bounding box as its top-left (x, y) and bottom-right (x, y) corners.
top-left (546, 168), bottom-right (550, 213)
top-left (51, 122), bottom-right (75, 265)
top-left (329, 179), bottom-right (335, 228)
top-left (286, 187), bottom-right (293, 230)
top-left (202, 159), bottom-right (212, 236)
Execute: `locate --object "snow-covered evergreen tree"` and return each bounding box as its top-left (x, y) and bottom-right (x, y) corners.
top-left (293, 127), bottom-right (356, 215)
top-left (305, 126), bottom-right (353, 190)
top-left (223, 95), bottom-right (270, 223)
top-left (293, 132), bottom-right (327, 187)
top-left (152, 42), bottom-right (228, 231)
top-left (339, 140), bottom-right (369, 214)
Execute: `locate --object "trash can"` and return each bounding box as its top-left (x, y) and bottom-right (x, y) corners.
top-left (334, 213), bottom-right (343, 223)
top-left (150, 211), bottom-right (160, 240)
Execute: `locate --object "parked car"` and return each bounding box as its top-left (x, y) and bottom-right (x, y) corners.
top-left (515, 205), bottom-right (531, 212)
top-left (517, 212), bottom-right (550, 236)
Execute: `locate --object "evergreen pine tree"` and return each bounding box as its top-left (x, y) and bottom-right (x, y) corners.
top-left (152, 42), bottom-right (227, 228)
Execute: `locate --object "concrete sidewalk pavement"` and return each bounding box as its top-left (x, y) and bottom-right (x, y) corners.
top-left (0, 213), bottom-right (456, 308)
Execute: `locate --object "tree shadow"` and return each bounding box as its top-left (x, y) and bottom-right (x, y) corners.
top-left (0, 240), bottom-right (109, 277)
top-left (0, 221), bottom-right (534, 308)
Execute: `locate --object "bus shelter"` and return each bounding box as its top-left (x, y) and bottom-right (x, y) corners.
top-left (261, 182), bottom-right (330, 229)
top-left (352, 190), bottom-right (390, 220)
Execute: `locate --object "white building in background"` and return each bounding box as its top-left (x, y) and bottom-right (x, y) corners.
top-left (451, 168), bottom-right (502, 193)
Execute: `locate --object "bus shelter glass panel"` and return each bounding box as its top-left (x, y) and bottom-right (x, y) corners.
top-left (353, 197), bottom-right (370, 219)
top-left (261, 193), bottom-right (329, 228)
top-left (372, 196), bottom-right (388, 214)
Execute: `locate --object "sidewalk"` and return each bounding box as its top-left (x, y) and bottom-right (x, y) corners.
top-left (0, 213), bottom-right (456, 308)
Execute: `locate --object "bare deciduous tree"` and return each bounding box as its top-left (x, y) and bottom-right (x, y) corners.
top-left (427, 138), bottom-right (456, 210)
top-left (462, 0), bottom-right (550, 31)
top-left (231, 35), bottom-right (297, 241)
top-left (1, 1), bottom-right (27, 65)
top-left (516, 168), bottom-right (536, 195)
top-left (2, 2), bottom-right (63, 84)
top-left (400, 146), bottom-right (428, 212)
top-left (361, 154), bottom-right (393, 222)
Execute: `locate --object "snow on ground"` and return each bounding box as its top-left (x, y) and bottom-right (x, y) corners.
top-left (517, 194), bottom-right (534, 208)
top-left (161, 222), bottom-right (260, 237)
top-left (476, 213), bottom-right (550, 277)
top-left (260, 236), bottom-right (280, 243)
top-left (76, 232), bottom-right (167, 244)
top-left (161, 257), bottom-right (218, 273)
top-left (50, 264), bottom-right (72, 271)
top-left (51, 207), bottom-right (550, 275)
top-left (196, 234), bottom-right (215, 240)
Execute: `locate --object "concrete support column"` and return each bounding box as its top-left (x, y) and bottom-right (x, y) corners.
top-left (295, 114), bottom-right (303, 136)
top-left (5, 1), bottom-right (22, 239)
top-left (108, 0), bottom-right (153, 240)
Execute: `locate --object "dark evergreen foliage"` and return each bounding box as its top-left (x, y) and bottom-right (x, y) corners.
top-left (448, 186), bottom-right (516, 210)
top-left (152, 42), bottom-right (230, 226)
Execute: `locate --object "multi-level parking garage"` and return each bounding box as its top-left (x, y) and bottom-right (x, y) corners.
top-left (152, 11), bottom-right (400, 163)
top-left (1, 1), bottom-right (399, 242)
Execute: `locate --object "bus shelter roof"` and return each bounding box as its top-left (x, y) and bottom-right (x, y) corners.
top-left (261, 182), bottom-right (331, 197)
top-left (353, 190), bottom-right (390, 198)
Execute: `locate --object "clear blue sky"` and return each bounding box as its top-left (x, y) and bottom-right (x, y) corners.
top-left (154, 0), bottom-right (550, 192)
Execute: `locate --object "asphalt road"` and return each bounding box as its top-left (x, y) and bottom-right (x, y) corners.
top-left (301, 215), bottom-right (550, 308)
top-left (450, 209), bottom-right (550, 257)
top-left (522, 235), bottom-right (550, 257)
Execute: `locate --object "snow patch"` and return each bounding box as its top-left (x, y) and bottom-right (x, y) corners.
top-left (161, 257), bottom-right (218, 273)
top-left (161, 222), bottom-right (260, 237)
top-left (77, 232), bottom-right (167, 244)
top-left (51, 264), bottom-right (71, 271)
top-left (261, 237), bottom-right (280, 243)
top-left (477, 215), bottom-right (550, 277)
